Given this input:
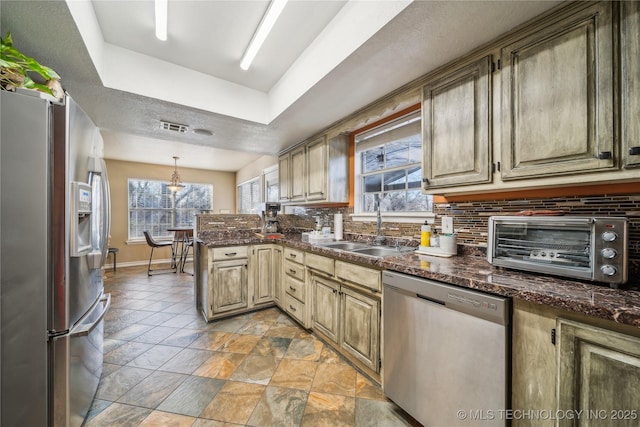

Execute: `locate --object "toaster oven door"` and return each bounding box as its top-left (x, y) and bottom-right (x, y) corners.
top-left (488, 217), bottom-right (594, 280)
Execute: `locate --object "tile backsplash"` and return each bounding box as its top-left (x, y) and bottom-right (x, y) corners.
top-left (195, 193), bottom-right (640, 268)
top-left (292, 194), bottom-right (640, 263)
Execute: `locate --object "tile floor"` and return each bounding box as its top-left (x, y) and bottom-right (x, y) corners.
top-left (87, 265), bottom-right (419, 426)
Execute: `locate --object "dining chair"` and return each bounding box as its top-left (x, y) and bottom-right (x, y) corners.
top-left (143, 231), bottom-right (176, 276)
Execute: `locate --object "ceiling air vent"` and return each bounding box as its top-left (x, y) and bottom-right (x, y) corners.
top-left (160, 120), bottom-right (189, 133)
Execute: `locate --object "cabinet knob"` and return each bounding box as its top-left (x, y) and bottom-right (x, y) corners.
top-left (289, 305), bottom-right (297, 312)
top-left (629, 146), bottom-right (640, 156)
top-left (597, 151), bottom-right (612, 160)
top-left (289, 269), bottom-right (296, 274)
top-left (289, 286), bottom-right (296, 291)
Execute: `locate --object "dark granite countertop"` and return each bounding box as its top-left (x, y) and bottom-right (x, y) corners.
top-left (197, 231), bottom-right (640, 328)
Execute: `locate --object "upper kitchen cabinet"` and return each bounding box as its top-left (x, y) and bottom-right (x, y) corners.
top-left (500, 2), bottom-right (615, 180)
top-left (422, 55), bottom-right (492, 189)
top-left (278, 134), bottom-right (349, 205)
top-left (621, 1), bottom-right (640, 169)
top-left (278, 153), bottom-right (291, 203)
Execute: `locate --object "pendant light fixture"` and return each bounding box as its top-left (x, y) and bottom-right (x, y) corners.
top-left (155, 0), bottom-right (168, 41)
top-left (167, 156), bottom-right (184, 192)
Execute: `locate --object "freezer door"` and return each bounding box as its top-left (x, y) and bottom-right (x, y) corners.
top-left (51, 293), bottom-right (110, 427)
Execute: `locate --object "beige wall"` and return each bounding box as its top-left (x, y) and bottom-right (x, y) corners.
top-left (105, 159), bottom-right (236, 266)
top-left (235, 155), bottom-right (277, 186)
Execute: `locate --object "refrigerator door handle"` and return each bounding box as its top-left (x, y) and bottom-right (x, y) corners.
top-left (69, 293), bottom-right (111, 338)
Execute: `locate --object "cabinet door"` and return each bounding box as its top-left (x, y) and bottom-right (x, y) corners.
top-left (211, 259), bottom-right (248, 314)
top-left (340, 286), bottom-right (380, 372)
top-left (501, 2), bottom-right (615, 179)
top-left (306, 137), bottom-right (327, 201)
top-left (290, 146), bottom-right (306, 202)
top-left (422, 56), bottom-right (492, 189)
top-left (272, 246), bottom-right (283, 307)
top-left (278, 154), bottom-right (291, 202)
top-left (311, 275), bottom-right (340, 343)
top-left (557, 319), bottom-right (640, 427)
top-left (252, 246), bottom-right (273, 306)
top-left (621, 1), bottom-right (640, 168)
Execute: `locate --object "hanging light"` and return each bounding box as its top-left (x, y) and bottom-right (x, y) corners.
top-left (167, 156), bottom-right (184, 192)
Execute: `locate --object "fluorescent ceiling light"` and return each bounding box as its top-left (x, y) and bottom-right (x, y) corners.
top-left (155, 0), bottom-right (168, 41)
top-left (240, 0), bottom-right (288, 70)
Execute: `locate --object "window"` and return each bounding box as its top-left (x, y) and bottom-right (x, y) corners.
top-left (264, 167), bottom-right (279, 203)
top-left (128, 179), bottom-right (213, 239)
top-left (355, 110), bottom-right (432, 215)
top-left (238, 178), bottom-right (261, 214)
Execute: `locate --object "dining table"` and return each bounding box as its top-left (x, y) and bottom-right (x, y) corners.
top-left (167, 226), bottom-right (194, 274)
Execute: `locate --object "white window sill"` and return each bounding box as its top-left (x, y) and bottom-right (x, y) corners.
top-left (350, 212), bottom-right (436, 224)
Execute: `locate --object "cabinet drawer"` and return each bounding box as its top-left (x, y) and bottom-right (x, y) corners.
top-left (285, 275), bottom-right (306, 303)
top-left (212, 246), bottom-right (248, 260)
top-left (305, 252), bottom-right (334, 275)
top-left (285, 294), bottom-right (305, 325)
top-left (284, 259), bottom-right (305, 281)
top-left (335, 261), bottom-right (381, 293)
top-left (283, 247), bottom-right (304, 264)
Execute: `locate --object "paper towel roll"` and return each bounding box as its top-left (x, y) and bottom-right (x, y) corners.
top-left (334, 213), bottom-right (343, 241)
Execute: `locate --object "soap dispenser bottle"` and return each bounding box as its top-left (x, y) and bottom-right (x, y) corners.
top-left (420, 221), bottom-right (431, 247)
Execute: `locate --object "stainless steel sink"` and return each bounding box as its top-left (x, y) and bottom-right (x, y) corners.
top-left (318, 241), bottom-right (370, 251)
top-left (351, 246), bottom-right (415, 258)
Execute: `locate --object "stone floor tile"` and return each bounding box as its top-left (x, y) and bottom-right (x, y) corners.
top-left (157, 376), bottom-right (225, 417)
top-left (207, 316), bottom-right (250, 333)
top-left (106, 323), bottom-right (155, 341)
top-left (103, 341), bottom-right (154, 366)
top-left (236, 319), bottom-right (275, 335)
top-left (133, 326), bottom-right (181, 344)
top-left (126, 344), bottom-right (183, 370)
top-left (218, 333), bottom-right (262, 354)
top-left (300, 391), bottom-right (356, 427)
top-left (265, 324), bottom-right (303, 339)
top-left (161, 328), bottom-right (205, 347)
top-left (311, 363), bottom-right (357, 397)
top-left (137, 410), bottom-right (196, 426)
top-left (84, 399), bottom-right (112, 422)
top-left (251, 336), bottom-right (292, 358)
top-left (269, 359), bottom-right (318, 391)
top-left (355, 398), bottom-right (420, 427)
top-left (284, 338), bottom-right (324, 361)
top-left (230, 354), bottom-right (280, 385)
top-left (158, 348), bottom-right (214, 374)
top-left (117, 370), bottom-right (187, 409)
top-left (199, 381), bottom-right (266, 424)
top-left (251, 307), bottom-right (282, 322)
top-left (191, 419), bottom-right (242, 427)
top-left (84, 402), bottom-right (151, 427)
top-left (317, 345), bottom-right (348, 365)
top-left (355, 373), bottom-right (388, 401)
top-left (247, 386), bottom-right (308, 427)
top-left (192, 352), bottom-right (247, 379)
top-left (189, 331), bottom-right (233, 351)
top-left (136, 311), bottom-right (177, 326)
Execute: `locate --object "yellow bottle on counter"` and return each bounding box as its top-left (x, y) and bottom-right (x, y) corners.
top-left (420, 222), bottom-right (431, 247)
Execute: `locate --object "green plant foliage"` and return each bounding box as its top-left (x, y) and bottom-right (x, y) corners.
top-left (1, 32), bottom-right (61, 96)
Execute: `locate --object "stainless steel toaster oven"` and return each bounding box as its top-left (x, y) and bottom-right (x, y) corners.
top-left (487, 216), bottom-right (628, 287)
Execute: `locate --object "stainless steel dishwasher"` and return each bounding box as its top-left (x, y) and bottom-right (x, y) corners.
top-left (383, 271), bottom-right (510, 427)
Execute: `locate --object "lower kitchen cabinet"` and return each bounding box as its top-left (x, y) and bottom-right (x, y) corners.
top-left (309, 267), bottom-right (382, 379)
top-left (272, 245), bottom-right (283, 307)
top-left (557, 319), bottom-right (640, 427)
top-left (340, 285), bottom-right (380, 373)
top-left (250, 245), bottom-right (275, 306)
top-left (512, 299), bottom-right (640, 427)
top-left (211, 258), bottom-right (248, 316)
top-left (310, 274), bottom-right (340, 342)
top-left (197, 244), bottom-right (277, 321)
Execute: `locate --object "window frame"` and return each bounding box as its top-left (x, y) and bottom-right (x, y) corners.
top-left (352, 107), bottom-right (434, 223)
top-left (237, 177), bottom-right (262, 214)
top-left (127, 178), bottom-right (213, 242)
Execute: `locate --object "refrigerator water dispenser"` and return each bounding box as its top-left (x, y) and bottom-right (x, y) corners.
top-left (70, 181), bottom-right (92, 257)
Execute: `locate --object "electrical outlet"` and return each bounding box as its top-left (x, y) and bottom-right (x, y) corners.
top-left (442, 216), bottom-right (454, 234)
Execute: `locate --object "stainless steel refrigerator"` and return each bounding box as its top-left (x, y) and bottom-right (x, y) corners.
top-left (1, 89), bottom-right (111, 426)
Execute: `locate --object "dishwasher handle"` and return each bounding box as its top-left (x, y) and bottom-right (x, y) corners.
top-left (417, 293), bottom-right (445, 306)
